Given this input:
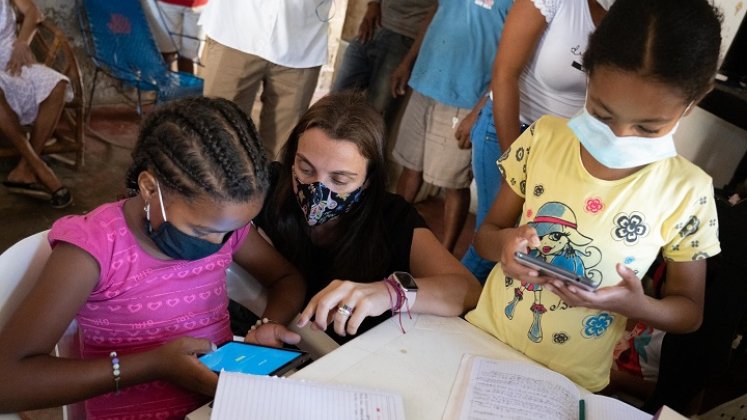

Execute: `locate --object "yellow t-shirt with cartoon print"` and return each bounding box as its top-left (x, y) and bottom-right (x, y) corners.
top-left (465, 115), bottom-right (721, 392)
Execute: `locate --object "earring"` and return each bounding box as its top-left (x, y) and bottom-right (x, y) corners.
top-left (144, 203), bottom-right (150, 220)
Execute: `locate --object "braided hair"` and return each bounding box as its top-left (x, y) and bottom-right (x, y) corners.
top-left (126, 97), bottom-right (270, 203)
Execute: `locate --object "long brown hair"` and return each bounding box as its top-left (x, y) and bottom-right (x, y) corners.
top-left (263, 92), bottom-right (391, 283)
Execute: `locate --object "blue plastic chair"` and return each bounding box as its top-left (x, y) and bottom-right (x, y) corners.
top-left (78, 0), bottom-right (203, 115)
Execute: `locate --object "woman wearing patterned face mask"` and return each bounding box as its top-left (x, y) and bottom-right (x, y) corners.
top-left (242, 92), bottom-right (481, 344)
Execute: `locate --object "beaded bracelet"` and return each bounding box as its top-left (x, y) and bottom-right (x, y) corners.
top-left (109, 351), bottom-right (121, 395)
top-left (249, 317), bottom-right (277, 332)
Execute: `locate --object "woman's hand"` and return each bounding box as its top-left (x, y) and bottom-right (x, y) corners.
top-left (297, 279), bottom-right (392, 337)
top-left (244, 323), bottom-right (301, 348)
top-left (543, 263), bottom-right (646, 316)
top-left (7, 40), bottom-right (35, 76)
top-left (152, 337), bottom-right (219, 396)
top-left (498, 225), bottom-right (542, 281)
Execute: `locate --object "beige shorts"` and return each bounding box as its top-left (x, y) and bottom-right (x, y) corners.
top-left (392, 90), bottom-right (473, 189)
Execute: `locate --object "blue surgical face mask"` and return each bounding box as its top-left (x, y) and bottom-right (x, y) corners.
top-left (567, 104), bottom-right (689, 169)
top-left (145, 182), bottom-right (230, 260)
top-left (293, 171), bottom-right (364, 226)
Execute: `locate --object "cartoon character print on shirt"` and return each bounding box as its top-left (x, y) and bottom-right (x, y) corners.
top-left (504, 202), bottom-right (603, 343)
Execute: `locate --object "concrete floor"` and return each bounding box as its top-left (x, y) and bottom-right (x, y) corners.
top-left (1, 105), bottom-right (140, 252)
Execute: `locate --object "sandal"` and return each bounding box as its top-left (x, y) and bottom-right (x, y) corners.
top-left (50, 187), bottom-right (73, 209)
top-left (3, 180), bottom-right (52, 199)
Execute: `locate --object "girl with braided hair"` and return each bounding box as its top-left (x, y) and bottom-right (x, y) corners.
top-left (0, 96), bottom-right (305, 419)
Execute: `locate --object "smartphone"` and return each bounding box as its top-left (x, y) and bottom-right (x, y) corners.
top-left (198, 341), bottom-right (308, 376)
top-left (513, 251), bottom-right (598, 292)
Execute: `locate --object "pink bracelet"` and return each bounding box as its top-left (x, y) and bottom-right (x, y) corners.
top-left (384, 276), bottom-right (412, 333)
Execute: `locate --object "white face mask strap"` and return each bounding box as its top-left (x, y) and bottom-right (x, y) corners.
top-left (155, 181), bottom-right (168, 222)
top-left (681, 101), bottom-right (695, 118)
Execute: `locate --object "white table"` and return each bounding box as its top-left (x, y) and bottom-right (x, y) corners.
top-left (290, 314), bottom-right (550, 419)
top-left (188, 314), bottom-right (573, 420)
top-left (188, 314), bottom-right (640, 420)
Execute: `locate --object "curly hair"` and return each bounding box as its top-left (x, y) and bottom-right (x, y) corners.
top-left (584, 0), bottom-right (722, 103)
top-left (125, 97), bottom-right (270, 203)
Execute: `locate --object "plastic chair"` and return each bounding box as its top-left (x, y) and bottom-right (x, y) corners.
top-left (0, 231), bottom-right (83, 420)
top-left (77, 0), bottom-right (203, 116)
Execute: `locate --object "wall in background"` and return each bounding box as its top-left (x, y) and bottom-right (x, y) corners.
top-left (675, 108), bottom-right (747, 188)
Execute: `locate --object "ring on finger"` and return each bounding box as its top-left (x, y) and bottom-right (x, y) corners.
top-left (337, 304), bottom-right (354, 318)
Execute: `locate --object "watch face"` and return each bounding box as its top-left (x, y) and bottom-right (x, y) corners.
top-left (393, 271), bottom-right (418, 291)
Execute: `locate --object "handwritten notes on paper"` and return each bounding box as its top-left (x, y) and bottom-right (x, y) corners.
top-left (442, 355), bottom-right (650, 420)
top-left (210, 372), bottom-right (406, 420)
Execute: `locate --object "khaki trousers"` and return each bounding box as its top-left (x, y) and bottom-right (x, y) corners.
top-left (202, 38), bottom-right (320, 159)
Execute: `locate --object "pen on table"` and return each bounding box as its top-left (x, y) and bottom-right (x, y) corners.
top-left (579, 399), bottom-right (586, 420)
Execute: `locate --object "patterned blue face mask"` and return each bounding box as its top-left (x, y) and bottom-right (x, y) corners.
top-left (294, 175), bottom-right (364, 226)
top-left (145, 182), bottom-right (230, 260)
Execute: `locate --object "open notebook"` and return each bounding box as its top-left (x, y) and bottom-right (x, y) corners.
top-left (442, 354), bottom-right (651, 420)
top-left (210, 371), bottom-right (406, 420)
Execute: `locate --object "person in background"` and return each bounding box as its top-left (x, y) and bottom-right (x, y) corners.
top-left (466, 0), bottom-right (722, 393)
top-left (251, 92), bottom-right (481, 344)
top-left (332, 0), bottom-right (435, 131)
top-left (0, 97), bottom-right (305, 419)
top-left (199, 0), bottom-right (330, 159)
top-left (462, 0), bottom-right (613, 283)
top-left (0, 0), bottom-right (73, 208)
top-left (141, 0), bottom-right (207, 74)
top-left (390, 0), bottom-right (513, 253)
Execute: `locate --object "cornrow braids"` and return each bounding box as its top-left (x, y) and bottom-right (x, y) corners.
top-left (126, 97), bottom-right (270, 203)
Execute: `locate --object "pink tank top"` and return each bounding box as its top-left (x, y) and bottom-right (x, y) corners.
top-left (49, 200), bottom-right (250, 419)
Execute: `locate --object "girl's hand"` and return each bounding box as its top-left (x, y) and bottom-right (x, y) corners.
top-left (543, 263), bottom-right (646, 316)
top-left (7, 41), bottom-right (35, 76)
top-left (153, 337), bottom-right (219, 396)
top-left (244, 323), bottom-right (301, 348)
top-left (296, 279), bottom-right (391, 337)
top-left (499, 225), bottom-right (542, 281)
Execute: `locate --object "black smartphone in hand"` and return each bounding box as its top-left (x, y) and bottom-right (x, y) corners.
top-left (513, 251), bottom-right (598, 292)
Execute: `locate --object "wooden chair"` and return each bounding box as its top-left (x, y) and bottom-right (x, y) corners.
top-left (0, 18), bottom-right (86, 169)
